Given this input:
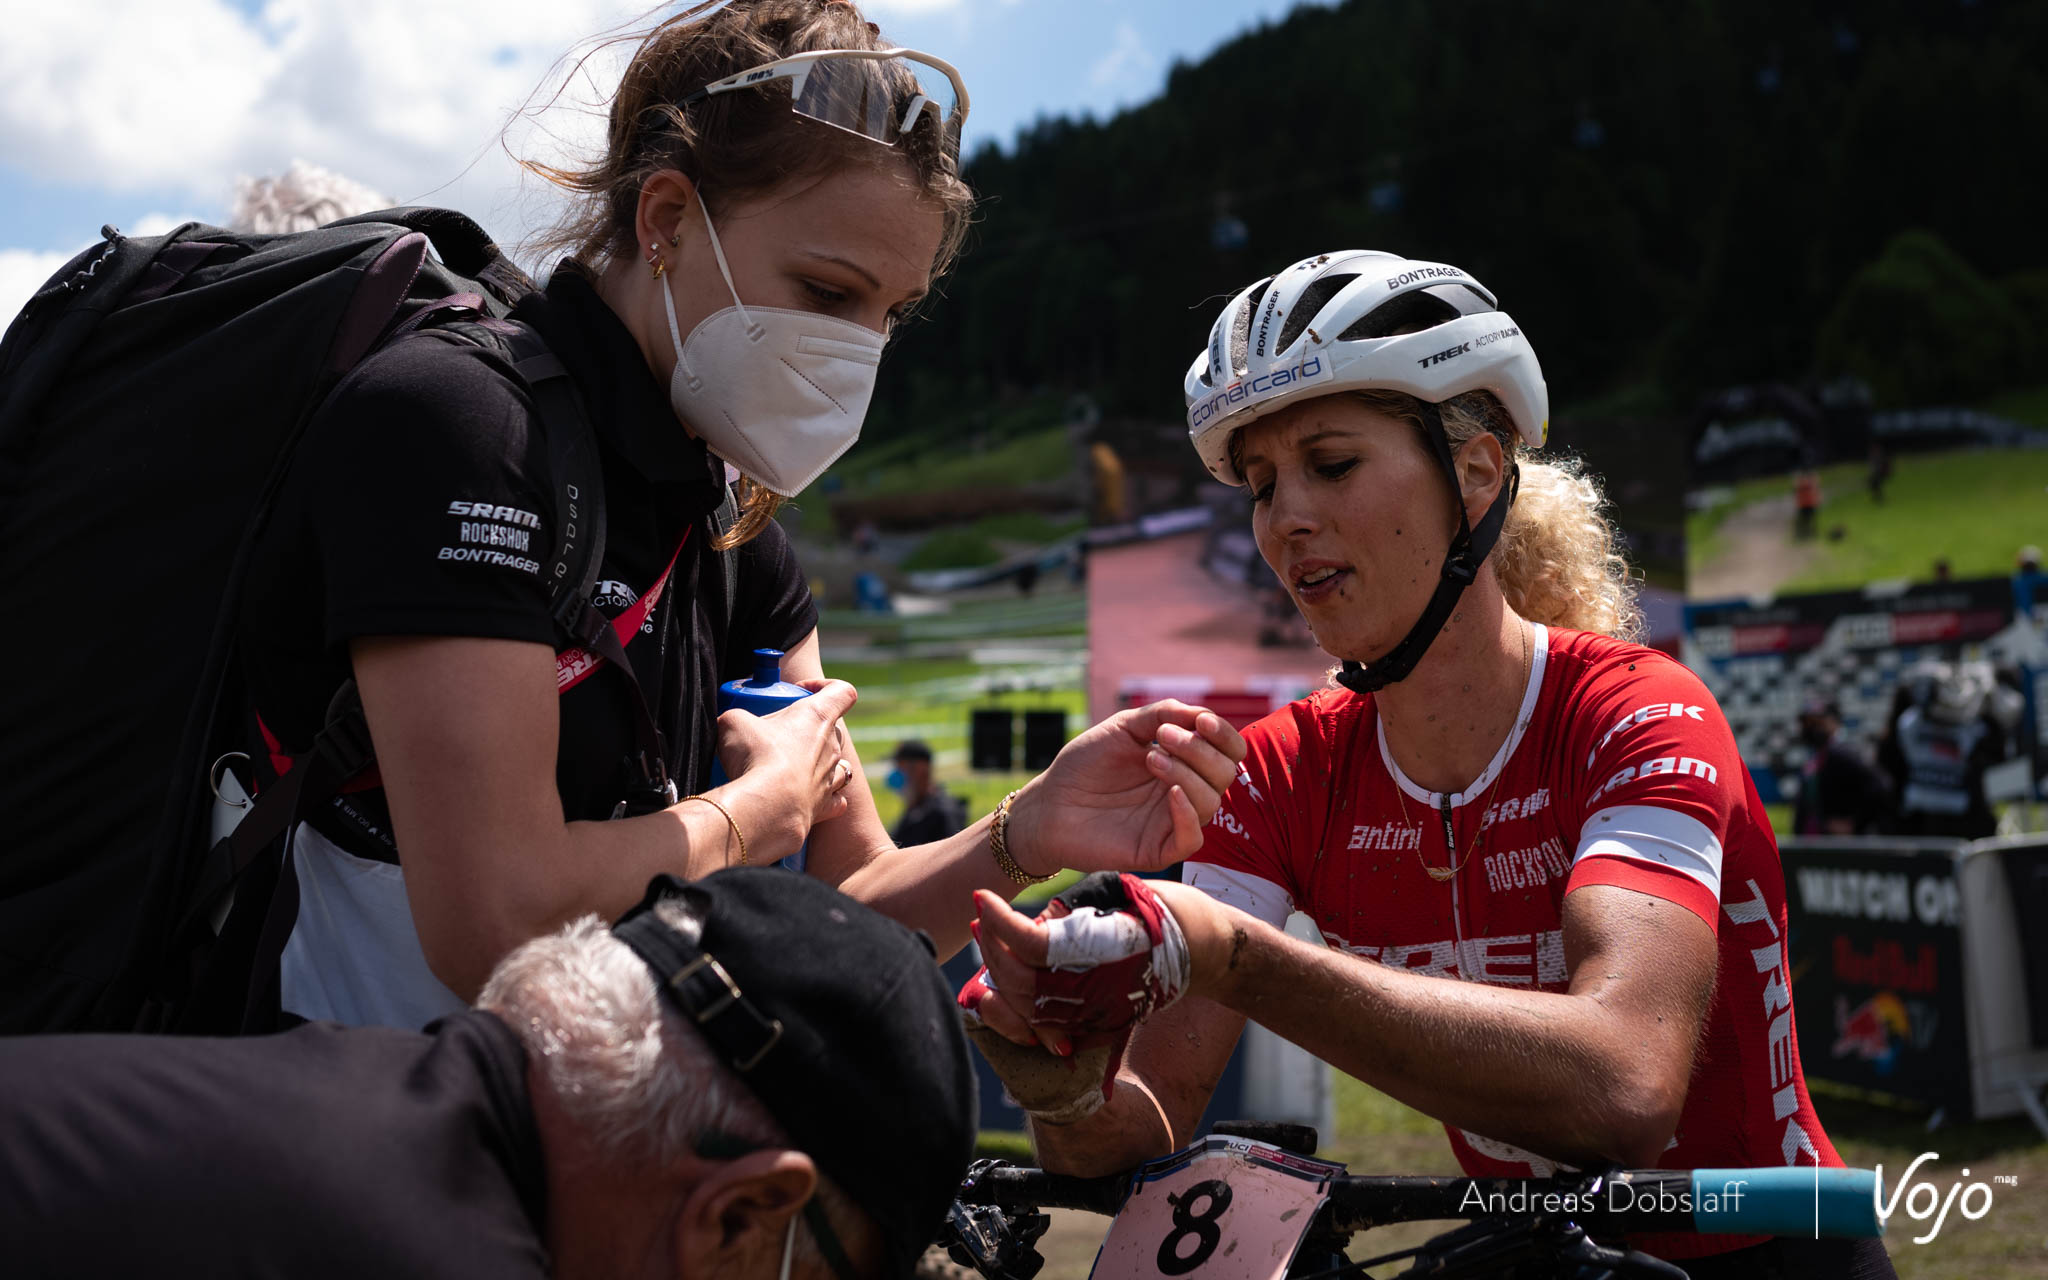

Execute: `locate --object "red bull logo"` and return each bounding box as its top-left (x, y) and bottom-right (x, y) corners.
top-left (1832, 992), bottom-right (1912, 1072)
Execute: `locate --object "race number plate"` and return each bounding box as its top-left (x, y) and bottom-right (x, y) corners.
top-left (1089, 1136), bottom-right (1343, 1280)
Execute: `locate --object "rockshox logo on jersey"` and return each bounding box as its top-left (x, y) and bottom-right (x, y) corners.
top-left (1188, 353), bottom-right (1331, 430)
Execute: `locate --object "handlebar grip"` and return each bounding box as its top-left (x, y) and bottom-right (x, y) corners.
top-left (1687, 1168), bottom-right (1883, 1238)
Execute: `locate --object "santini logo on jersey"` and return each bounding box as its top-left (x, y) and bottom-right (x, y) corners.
top-left (1188, 354), bottom-right (1331, 430)
top-left (1348, 821), bottom-right (1423, 851)
top-left (1587, 701), bottom-right (1706, 768)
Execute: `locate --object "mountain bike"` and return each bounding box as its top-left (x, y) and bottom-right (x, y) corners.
top-left (939, 1122), bottom-right (1884, 1280)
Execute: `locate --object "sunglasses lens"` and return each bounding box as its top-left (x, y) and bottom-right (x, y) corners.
top-left (791, 55), bottom-right (963, 161)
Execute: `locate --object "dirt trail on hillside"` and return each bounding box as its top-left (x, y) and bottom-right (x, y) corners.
top-left (1689, 494), bottom-right (1820, 601)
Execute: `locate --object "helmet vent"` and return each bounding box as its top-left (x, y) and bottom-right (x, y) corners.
top-left (1274, 274), bottom-right (1356, 353)
top-left (1228, 280), bottom-right (1272, 378)
top-left (1335, 289), bottom-right (1459, 342)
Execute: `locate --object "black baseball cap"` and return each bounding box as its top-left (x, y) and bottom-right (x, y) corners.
top-left (612, 870), bottom-right (976, 1279)
top-left (892, 739), bottom-right (934, 763)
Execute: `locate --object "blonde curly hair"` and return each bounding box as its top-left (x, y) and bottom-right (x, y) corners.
top-left (1352, 389), bottom-right (1643, 641)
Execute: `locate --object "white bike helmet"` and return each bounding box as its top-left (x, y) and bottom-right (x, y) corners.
top-left (1183, 250), bottom-right (1551, 693)
top-left (1185, 249), bottom-right (1547, 484)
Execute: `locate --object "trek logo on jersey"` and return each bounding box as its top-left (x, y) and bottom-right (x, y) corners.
top-left (1589, 755), bottom-right (1719, 803)
top-left (445, 501), bottom-right (541, 530)
top-left (1321, 926), bottom-right (1567, 987)
top-left (1724, 877), bottom-right (1822, 1167)
top-left (1481, 787), bottom-right (1551, 831)
top-left (1348, 821), bottom-right (1423, 851)
top-left (1483, 836), bottom-right (1571, 894)
top-left (1188, 353), bottom-right (1331, 430)
top-left (1586, 701), bottom-right (1706, 768)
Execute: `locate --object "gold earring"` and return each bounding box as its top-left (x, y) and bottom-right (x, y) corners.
top-left (650, 257), bottom-right (666, 280)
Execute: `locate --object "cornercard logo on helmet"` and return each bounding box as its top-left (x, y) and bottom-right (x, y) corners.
top-left (1187, 352), bottom-right (1332, 431)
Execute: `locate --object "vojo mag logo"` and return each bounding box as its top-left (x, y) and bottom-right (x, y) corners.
top-left (1189, 352), bottom-right (1334, 431)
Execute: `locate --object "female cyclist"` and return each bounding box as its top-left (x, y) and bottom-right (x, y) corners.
top-left (962, 250), bottom-right (1895, 1278)
top-left (234, 0), bottom-right (1241, 1032)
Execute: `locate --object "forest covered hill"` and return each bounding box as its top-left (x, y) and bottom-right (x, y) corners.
top-left (864, 0), bottom-right (2046, 444)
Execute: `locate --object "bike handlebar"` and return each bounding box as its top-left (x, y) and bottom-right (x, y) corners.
top-left (957, 1164), bottom-right (1884, 1240)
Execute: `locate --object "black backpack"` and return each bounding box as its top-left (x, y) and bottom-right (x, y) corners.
top-left (0, 208), bottom-right (680, 1034)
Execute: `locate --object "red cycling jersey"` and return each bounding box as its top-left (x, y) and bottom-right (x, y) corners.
top-left (1186, 625), bottom-right (1842, 1260)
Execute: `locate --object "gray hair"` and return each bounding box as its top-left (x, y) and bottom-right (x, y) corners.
top-left (227, 160), bottom-right (391, 234)
top-left (477, 904), bottom-right (863, 1273)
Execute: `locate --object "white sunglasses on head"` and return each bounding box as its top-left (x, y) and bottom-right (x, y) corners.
top-left (680, 46), bottom-right (970, 164)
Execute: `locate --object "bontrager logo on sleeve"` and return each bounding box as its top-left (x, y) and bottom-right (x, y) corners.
top-left (439, 499), bottom-right (543, 575)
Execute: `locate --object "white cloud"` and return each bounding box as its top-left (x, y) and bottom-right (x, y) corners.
top-left (1089, 19), bottom-right (1156, 90)
top-left (0, 0), bottom-right (646, 262)
top-left (0, 247), bottom-right (82, 328)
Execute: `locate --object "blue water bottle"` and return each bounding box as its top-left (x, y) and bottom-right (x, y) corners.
top-left (710, 648), bottom-right (816, 872)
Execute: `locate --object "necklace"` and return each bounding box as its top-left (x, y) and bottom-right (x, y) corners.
top-left (1387, 622), bottom-right (1533, 884)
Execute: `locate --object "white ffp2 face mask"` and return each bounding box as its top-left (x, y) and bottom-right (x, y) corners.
top-left (661, 203), bottom-right (885, 497)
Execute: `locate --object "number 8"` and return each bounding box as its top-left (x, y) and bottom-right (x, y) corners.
top-left (1157, 1179), bottom-right (1234, 1275)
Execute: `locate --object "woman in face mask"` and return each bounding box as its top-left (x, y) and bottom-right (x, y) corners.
top-left (233, 0), bottom-right (1243, 1033)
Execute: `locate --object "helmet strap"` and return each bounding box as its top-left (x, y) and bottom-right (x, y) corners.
top-left (1335, 402), bottom-right (1519, 695)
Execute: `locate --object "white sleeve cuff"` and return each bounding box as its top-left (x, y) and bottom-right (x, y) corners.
top-left (1182, 862), bottom-right (1294, 929)
top-left (1574, 804), bottom-right (1725, 899)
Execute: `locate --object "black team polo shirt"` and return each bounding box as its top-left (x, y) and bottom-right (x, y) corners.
top-left (240, 265), bottom-right (818, 856)
top-left (0, 1011), bottom-right (549, 1277)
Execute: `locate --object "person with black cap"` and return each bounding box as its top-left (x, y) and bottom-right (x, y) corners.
top-left (888, 739), bottom-right (968, 847)
top-left (0, 869), bottom-right (973, 1280)
top-left (1792, 698), bottom-right (1895, 836)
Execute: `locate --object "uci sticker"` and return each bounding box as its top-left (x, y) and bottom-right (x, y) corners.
top-left (1091, 1136), bottom-right (1340, 1280)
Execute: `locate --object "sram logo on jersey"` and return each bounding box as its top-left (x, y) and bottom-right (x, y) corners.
top-left (1586, 701), bottom-right (1705, 768)
top-left (1590, 755), bottom-right (1718, 803)
top-left (445, 501), bottom-right (542, 530)
top-left (1188, 354), bottom-right (1331, 430)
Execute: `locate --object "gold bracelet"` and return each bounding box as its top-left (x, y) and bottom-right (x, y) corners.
top-left (990, 789), bottom-right (1053, 885)
top-left (680, 794), bottom-right (747, 866)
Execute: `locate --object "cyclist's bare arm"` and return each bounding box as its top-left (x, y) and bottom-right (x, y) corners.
top-left (977, 878), bottom-right (1714, 1171)
top-left (782, 630), bottom-right (1247, 957)
top-left (1028, 995), bottom-right (1248, 1177)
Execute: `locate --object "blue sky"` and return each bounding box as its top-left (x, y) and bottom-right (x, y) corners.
top-left (0, 0), bottom-right (1325, 317)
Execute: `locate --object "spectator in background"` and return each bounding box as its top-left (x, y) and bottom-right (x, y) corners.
top-left (1879, 660), bottom-right (2014, 839)
top-left (1932, 558), bottom-right (1953, 584)
top-left (228, 160), bottom-right (392, 233)
top-left (2016, 545), bottom-right (2043, 621)
top-left (888, 740), bottom-right (966, 846)
top-left (1793, 469), bottom-right (1821, 539)
top-left (1792, 699), bottom-right (1894, 836)
top-left (1866, 441), bottom-right (1892, 504)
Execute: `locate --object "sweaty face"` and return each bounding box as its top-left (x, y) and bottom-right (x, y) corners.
top-left (662, 159), bottom-right (945, 350)
top-left (1237, 396), bottom-right (1463, 665)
